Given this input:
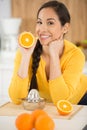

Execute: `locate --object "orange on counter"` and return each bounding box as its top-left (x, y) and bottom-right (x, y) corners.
top-left (15, 113), bottom-right (34, 130)
top-left (15, 109), bottom-right (55, 130)
top-left (31, 109), bottom-right (47, 126)
top-left (35, 114), bottom-right (55, 130)
top-left (57, 100), bottom-right (73, 115)
top-left (18, 31), bottom-right (35, 48)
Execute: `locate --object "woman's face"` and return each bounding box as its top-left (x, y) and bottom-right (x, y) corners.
top-left (36, 7), bottom-right (65, 46)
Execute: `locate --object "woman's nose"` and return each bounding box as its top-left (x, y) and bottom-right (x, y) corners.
top-left (40, 24), bottom-right (48, 32)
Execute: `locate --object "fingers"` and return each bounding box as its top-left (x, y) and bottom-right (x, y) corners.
top-left (58, 33), bottom-right (63, 41)
top-left (52, 33), bottom-right (64, 42)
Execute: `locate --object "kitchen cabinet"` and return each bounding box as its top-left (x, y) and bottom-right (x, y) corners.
top-left (0, 69), bottom-right (13, 97)
top-left (83, 62), bottom-right (87, 75)
top-left (0, 56), bottom-right (14, 100)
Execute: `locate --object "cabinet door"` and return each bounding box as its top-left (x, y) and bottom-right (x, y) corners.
top-left (2, 69), bottom-right (13, 100)
top-left (0, 69), bottom-right (3, 98)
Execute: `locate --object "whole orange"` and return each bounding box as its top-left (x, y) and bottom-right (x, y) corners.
top-left (15, 113), bottom-right (34, 130)
top-left (35, 115), bottom-right (55, 130)
top-left (31, 109), bottom-right (47, 127)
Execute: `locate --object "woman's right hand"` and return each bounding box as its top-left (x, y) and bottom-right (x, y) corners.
top-left (18, 39), bottom-right (37, 58)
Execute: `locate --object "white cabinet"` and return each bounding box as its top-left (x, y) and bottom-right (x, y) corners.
top-left (0, 71), bottom-right (2, 95)
top-left (83, 62), bottom-right (87, 75)
top-left (0, 57), bottom-right (14, 100)
top-left (0, 69), bottom-right (13, 97)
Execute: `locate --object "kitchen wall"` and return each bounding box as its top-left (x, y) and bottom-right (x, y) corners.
top-left (11, 0), bottom-right (87, 43)
top-left (0, 0), bottom-right (11, 19)
top-left (0, 0), bottom-right (11, 48)
top-left (0, 0), bottom-right (11, 31)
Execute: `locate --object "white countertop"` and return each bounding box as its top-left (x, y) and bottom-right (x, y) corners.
top-left (0, 101), bottom-right (87, 130)
top-left (0, 97), bottom-right (87, 130)
top-left (0, 115), bottom-right (86, 130)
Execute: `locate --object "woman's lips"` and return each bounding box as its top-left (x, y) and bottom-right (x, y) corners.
top-left (40, 35), bottom-right (51, 40)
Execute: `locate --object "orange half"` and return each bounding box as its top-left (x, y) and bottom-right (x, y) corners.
top-left (18, 31), bottom-right (35, 48)
top-left (57, 100), bottom-right (73, 115)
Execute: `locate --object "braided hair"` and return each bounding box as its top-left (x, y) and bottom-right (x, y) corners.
top-left (29, 40), bottom-right (42, 91)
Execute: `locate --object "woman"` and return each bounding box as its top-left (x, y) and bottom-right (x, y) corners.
top-left (9, 0), bottom-right (87, 105)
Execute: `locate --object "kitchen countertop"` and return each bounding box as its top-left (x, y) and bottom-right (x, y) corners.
top-left (0, 100), bottom-right (87, 130)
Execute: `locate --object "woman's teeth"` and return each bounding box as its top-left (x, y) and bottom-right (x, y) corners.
top-left (41, 35), bottom-right (49, 38)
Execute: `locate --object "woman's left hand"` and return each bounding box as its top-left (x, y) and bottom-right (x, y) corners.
top-left (48, 36), bottom-right (64, 57)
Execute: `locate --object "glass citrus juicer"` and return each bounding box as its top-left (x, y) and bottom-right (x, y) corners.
top-left (21, 89), bottom-right (46, 111)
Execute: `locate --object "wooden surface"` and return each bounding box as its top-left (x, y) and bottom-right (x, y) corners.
top-left (0, 102), bottom-right (83, 120)
top-left (11, 0), bottom-right (87, 42)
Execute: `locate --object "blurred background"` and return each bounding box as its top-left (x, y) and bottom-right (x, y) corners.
top-left (0, 0), bottom-right (87, 101)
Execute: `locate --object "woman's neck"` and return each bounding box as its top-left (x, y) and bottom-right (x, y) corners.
top-left (42, 45), bottom-right (49, 56)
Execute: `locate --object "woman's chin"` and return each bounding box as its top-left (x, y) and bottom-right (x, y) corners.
top-left (40, 40), bottom-right (50, 46)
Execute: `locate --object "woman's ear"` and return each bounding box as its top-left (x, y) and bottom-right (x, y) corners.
top-left (63, 23), bottom-right (70, 34)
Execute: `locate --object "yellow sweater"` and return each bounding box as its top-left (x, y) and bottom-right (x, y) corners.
top-left (8, 40), bottom-right (87, 104)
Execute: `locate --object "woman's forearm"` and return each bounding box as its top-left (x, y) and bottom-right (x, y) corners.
top-left (18, 55), bottom-right (31, 78)
top-left (49, 54), bottom-right (61, 80)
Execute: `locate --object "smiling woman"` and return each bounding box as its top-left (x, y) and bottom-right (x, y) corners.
top-left (8, 0), bottom-right (87, 105)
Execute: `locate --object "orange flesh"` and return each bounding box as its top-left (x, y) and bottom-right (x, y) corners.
top-left (57, 100), bottom-right (73, 115)
top-left (59, 101), bottom-right (72, 111)
top-left (19, 32), bottom-right (35, 48)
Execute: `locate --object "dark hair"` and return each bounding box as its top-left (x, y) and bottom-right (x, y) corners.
top-left (37, 0), bottom-right (70, 26)
top-left (29, 0), bottom-right (70, 91)
top-left (29, 40), bottom-right (42, 91)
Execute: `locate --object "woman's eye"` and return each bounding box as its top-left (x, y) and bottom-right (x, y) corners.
top-left (37, 21), bottom-right (42, 24)
top-left (48, 21), bottom-right (54, 25)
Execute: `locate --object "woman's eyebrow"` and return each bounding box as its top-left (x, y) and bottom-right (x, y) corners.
top-left (37, 18), bottom-right (56, 21)
top-left (47, 18), bottom-right (56, 21)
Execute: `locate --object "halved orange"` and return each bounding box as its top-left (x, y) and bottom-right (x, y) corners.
top-left (18, 31), bottom-right (35, 48)
top-left (56, 100), bottom-right (73, 115)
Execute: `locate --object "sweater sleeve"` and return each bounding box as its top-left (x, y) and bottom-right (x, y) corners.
top-left (8, 49), bottom-right (30, 104)
top-left (49, 48), bottom-right (85, 104)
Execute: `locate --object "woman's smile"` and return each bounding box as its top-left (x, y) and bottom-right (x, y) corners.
top-left (39, 34), bottom-right (51, 42)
